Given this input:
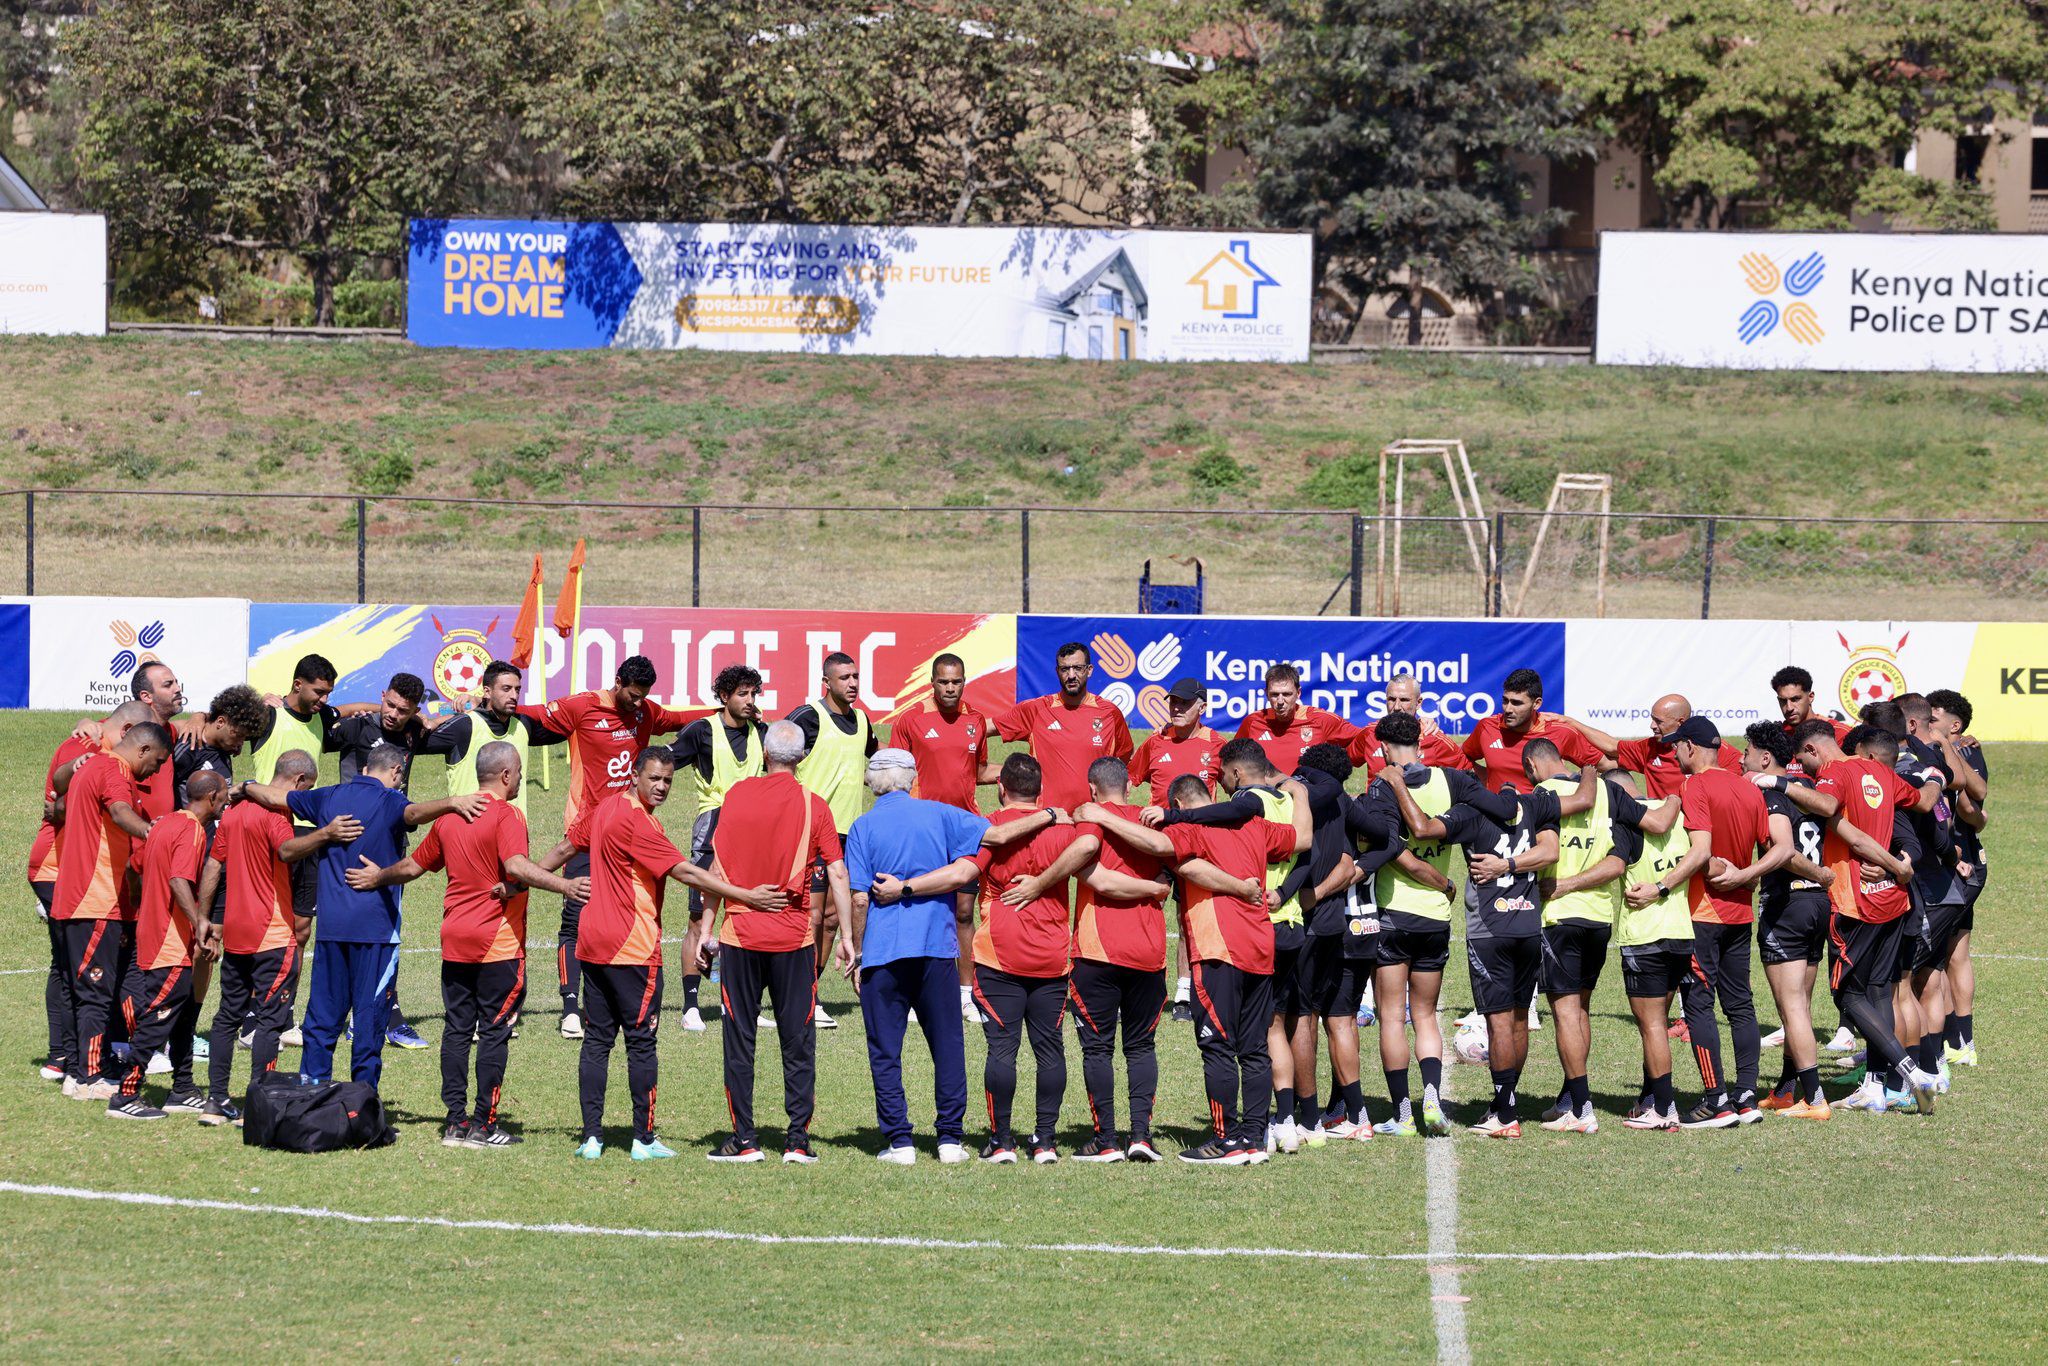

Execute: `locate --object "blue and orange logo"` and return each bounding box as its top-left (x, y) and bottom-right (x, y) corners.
top-left (1737, 250), bottom-right (1824, 346)
top-left (1187, 240), bottom-right (1278, 320)
top-left (108, 619), bottom-right (165, 679)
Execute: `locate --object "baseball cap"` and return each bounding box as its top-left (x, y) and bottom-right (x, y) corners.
top-left (1166, 678), bottom-right (1204, 703)
top-left (1671, 716), bottom-right (1721, 748)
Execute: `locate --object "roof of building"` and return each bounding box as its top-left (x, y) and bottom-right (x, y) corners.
top-left (0, 149), bottom-right (49, 211)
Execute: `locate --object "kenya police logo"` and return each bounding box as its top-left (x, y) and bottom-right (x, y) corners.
top-left (1836, 629), bottom-right (1909, 716)
top-left (430, 614), bottom-right (499, 702)
top-left (107, 618), bottom-right (166, 680)
top-left (1738, 250), bottom-right (1825, 346)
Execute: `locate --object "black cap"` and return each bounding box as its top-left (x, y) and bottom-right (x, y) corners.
top-left (1166, 677), bottom-right (1204, 703)
top-left (1672, 716), bottom-right (1721, 748)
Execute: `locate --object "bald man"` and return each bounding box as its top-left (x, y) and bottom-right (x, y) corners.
top-left (1348, 675), bottom-right (1471, 776)
top-left (1566, 695), bottom-right (1738, 801)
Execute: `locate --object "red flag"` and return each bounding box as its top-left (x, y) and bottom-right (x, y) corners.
top-left (554, 539), bottom-right (586, 639)
top-left (510, 553), bottom-right (543, 667)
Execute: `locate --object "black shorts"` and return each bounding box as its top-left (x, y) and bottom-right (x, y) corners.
top-left (1828, 912), bottom-right (1904, 996)
top-left (1908, 899), bottom-right (1969, 974)
top-left (1620, 940), bottom-right (1694, 998)
top-left (1467, 935), bottom-right (1539, 1016)
top-left (1377, 920), bottom-right (1450, 973)
top-left (1307, 935), bottom-right (1367, 1019)
top-left (1271, 940), bottom-right (1310, 1019)
top-left (1540, 921), bottom-right (1611, 995)
top-left (1958, 878), bottom-right (1983, 934)
top-left (32, 880), bottom-right (52, 915)
top-left (289, 847), bottom-right (317, 918)
top-left (1758, 892), bottom-right (1829, 966)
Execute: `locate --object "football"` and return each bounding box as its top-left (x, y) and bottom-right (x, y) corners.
top-left (1452, 1021), bottom-right (1490, 1065)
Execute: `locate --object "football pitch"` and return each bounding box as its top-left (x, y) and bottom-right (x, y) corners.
top-left (2, 710), bottom-right (2043, 1361)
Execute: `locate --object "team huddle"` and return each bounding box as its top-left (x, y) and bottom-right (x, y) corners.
top-left (29, 639), bottom-right (1987, 1164)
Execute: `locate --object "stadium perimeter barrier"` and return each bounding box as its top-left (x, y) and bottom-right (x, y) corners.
top-left (6, 594), bottom-right (2046, 742)
top-left (5, 490), bottom-right (2046, 624)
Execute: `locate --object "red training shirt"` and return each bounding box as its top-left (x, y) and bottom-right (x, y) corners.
top-left (51, 752), bottom-right (137, 922)
top-left (1815, 758), bottom-right (1917, 924)
top-left (1129, 725), bottom-right (1225, 798)
top-left (973, 807), bottom-right (1081, 978)
top-left (894, 700), bottom-right (990, 813)
top-left (212, 800), bottom-right (297, 954)
top-left (578, 790), bottom-right (684, 967)
top-left (413, 801), bottom-right (531, 964)
top-left (1165, 818), bottom-right (1293, 975)
top-left (1352, 727), bottom-right (1471, 777)
top-left (1072, 801), bottom-right (1167, 971)
top-left (535, 691), bottom-right (694, 833)
top-left (27, 734), bottom-right (98, 885)
top-left (1616, 736), bottom-right (1740, 800)
top-left (711, 771), bottom-right (841, 952)
top-left (1679, 766), bottom-right (1773, 924)
top-left (992, 694), bottom-right (1134, 810)
top-left (1234, 706), bottom-right (1362, 778)
top-left (136, 809), bottom-right (208, 970)
top-left (1462, 713), bottom-right (1604, 793)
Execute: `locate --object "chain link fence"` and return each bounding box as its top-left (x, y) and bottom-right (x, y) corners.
top-left (3, 488), bottom-right (2043, 620)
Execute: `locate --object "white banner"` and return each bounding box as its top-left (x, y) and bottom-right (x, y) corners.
top-left (1565, 619), bottom-right (1788, 733)
top-left (1782, 620), bottom-right (1977, 718)
top-left (0, 213), bottom-right (106, 337)
top-left (15, 596), bottom-right (249, 712)
top-left (1597, 230), bottom-right (2048, 372)
top-left (408, 219), bottom-right (1313, 362)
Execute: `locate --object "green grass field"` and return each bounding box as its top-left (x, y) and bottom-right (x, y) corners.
top-left (3, 712), bottom-right (2044, 1361)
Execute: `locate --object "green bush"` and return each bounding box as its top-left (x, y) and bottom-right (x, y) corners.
top-left (334, 279), bottom-right (404, 329)
top-left (347, 439), bottom-right (416, 494)
top-left (1187, 447), bottom-right (1254, 493)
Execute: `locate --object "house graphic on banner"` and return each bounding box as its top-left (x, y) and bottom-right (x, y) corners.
top-left (1186, 240), bottom-right (1278, 319)
top-left (1026, 245), bottom-right (1148, 360)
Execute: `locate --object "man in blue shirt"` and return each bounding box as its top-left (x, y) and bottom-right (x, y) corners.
top-left (844, 748), bottom-right (1058, 1165)
top-left (245, 744), bottom-right (484, 1088)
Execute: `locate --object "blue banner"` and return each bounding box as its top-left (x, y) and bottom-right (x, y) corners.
top-left (0, 603), bottom-right (26, 708)
top-left (1015, 616), bottom-right (1566, 732)
top-left (408, 219), bottom-right (642, 349)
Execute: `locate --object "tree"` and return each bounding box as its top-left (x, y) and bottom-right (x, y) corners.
top-left (544, 0), bottom-right (1192, 226)
top-left (1250, 0), bottom-right (1593, 344)
top-left (68, 0), bottom-right (553, 322)
top-left (1541, 0), bottom-right (2048, 230)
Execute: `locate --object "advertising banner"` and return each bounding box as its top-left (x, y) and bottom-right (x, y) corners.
top-left (12, 596), bottom-right (248, 712)
top-left (406, 218), bottom-right (1312, 362)
top-left (1598, 230), bottom-right (2048, 372)
top-left (0, 213), bottom-right (107, 337)
top-left (248, 603), bottom-right (1017, 722)
top-left (0, 603), bottom-right (26, 708)
top-left (1566, 620), bottom-right (1786, 733)
top-left (1016, 615), bottom-right (1567, 729)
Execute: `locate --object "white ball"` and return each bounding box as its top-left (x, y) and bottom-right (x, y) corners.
top-left (1453, 1023), bottom-right (1490, 1066)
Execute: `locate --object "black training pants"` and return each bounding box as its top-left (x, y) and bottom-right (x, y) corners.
top-left (1189, 959), bottom-right (1274, 1149)
top-left (717, 943), bottom-right (818, 1146)
top-left (974, 965), bottom-right (1069, 1146)
top-left (1067, 958), bottom-right (1166, 1143)
top-left (37, 888), bottom-right (73, 1072)
top-left (56, 918), bottom-right (119, 1083)
top-left (556, 849), bottom-right (589, 1013)
top-left (207, 945), bottom-right (297, 1100)
top-left (1682, 920), bottom-right (1759, 1101)
top-left (115, 963), bottom-right (192, 1098)
top-left (579, 961), bottom-right (663, 1144)
top-left (442, 958), bottom-right (525, 1126)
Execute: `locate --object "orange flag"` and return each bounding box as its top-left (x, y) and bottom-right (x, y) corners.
top-left (554, 538), bottom-right (586, 639)
top-left (510, 553), bottom-right (544, 667)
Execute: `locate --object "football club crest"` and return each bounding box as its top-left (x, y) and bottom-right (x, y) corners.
top-left (431, 614), bottom-right (499, 702)
top-left (1836, 630), bottom-right (1909, 716)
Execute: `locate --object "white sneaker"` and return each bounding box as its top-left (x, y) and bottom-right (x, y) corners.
top-left (1265, 1123), bottom-right (1278, 1154)
top-left (1278, 1117), bottom-right (1302, 1154)
top-left (962, 999), bottom-right (983, 1025)
top-left (682, 1007), bottom-right (705, 1033)
top-left (876, 1144), bottom-right (916, 1166)
top-left (1824, 1025), bottom-right (1857, 1053)
top-left (937, 1142), bottom-right (971, 1165)
top-left (237, 1028), bottom-right (254, 1050)
top-left (39, 1065), bottom-right (64, 1082)
top-left (1760, 1026), bottom-right (1787, 1048)
top-left (61, 1076), bottom-right (80, 1098)
top-left (814, 1003), bottom-right (839, 1030)
top-left (559, 1011), bottom-right (584, 1040)
top-left (76, 1078), bottom-right (117, 1101)
top-left (279, 1025), bottom-right (303, 1048)
top-left (1833, 1076), bottom-right (1886, 1112)
top-left (146, 1050), bottom-right (173, 1076)
top-left (757, 1011), bottom-right (776, 1029)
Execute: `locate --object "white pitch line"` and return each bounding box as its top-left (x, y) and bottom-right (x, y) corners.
top-left (1424, 1139), bottom-right (1471, 1365)
top-left (6, 1181), bottom-right (2046, 1266)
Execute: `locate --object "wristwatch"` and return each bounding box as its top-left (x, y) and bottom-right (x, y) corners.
top-left (1655, 882), bottom-right (1673, 900)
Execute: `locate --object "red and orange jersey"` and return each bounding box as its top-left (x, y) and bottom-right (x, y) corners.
top-left (711, 772), bottom-right (840, 952)
top-left (1129, 725), bottom-right (1224, 799)
top-left (895, 700), bottom-right (990, 813)
top-left (213, 801), bottom-right (297, 954)
top-left (136, 810), bottom-right (208, 970)
top-left (1351, 726), bottom-right (1471, 778)
top-left (1165, 818), bottom-right (1293, 974)
top-left (972, 807), bottom-right (1081, 977)
top-left (578, 790), bottom-right (684, 966)
top-left (50, 752), bottom-right (137, 922)
top-left (1679, 766), bottom-right (1772, 924)
top-left (414, 802), bottom-right (531, 964)
top-left (1073, 800), bottom-right (1167, 971)
top-left (1815, 757), bottom-right (1917, 924)
top-left (1235, 706), bottom-right (1362, 777)
top-left (27, 734), bottom-right (99, 886)
top-left (1462, 713), bottom-right (1604, 793)
top-left (991, 694), bottom-right (1133, 810)
top-left (533, 691), bottom-right (695, 834)
top-left (1615, 736), bottom-right (1739, 800)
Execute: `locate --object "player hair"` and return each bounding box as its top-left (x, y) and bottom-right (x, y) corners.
top-left (473, 740), bottom-right (520, 783)
top-left (1790, 718), bottom-right (1837, 749)
top-left (1168, 774), bottom-right (1210, 807)
top-left (1217, 736), bottom-right (1277, 777)
top-left (763, 720), bottom-right (806, 766)
top-left (1744, 722), bottom-right (1798, 769)
top-left (632, 745), bottom-right (676, 773)
top-left (1298, 742), bottom-right (1354, 783)
top-left (293, 653), bottom-right (338, 685)
top-left (184, 770), bottom-right (226, 802)
top-left (273, 749), bottom-right (317, 780)
top-left (386, 672), bottom-right (426, 707)
top-left (1374, 711), bottom-right (1422, 748)
top-left (106, 699), bottom-right (156, 728)
top-left (867, 759), bottom-right (915, 795)
top-left (1926, 688), bottom-right (1973, 730)
top-left (1770, 666), bottom-right (1814, 693)
top-left (999, 752), bottom-right (1043, 800)
top-left (931, 652), bottom-right (965, 676)
top-left (480, 660), bottom-right (522, 692)
top-left (1055, 641), bottom-right (1091, 664)
top-left (130, 660), bottom-right (171, 700)
top-left (208, 685), bottom-right (268, 740)
top-left (1087, 757), bottom-right (1130, 795)
top-left (616, 655), bottom-right (658, 690)
top-left (123, 721), bottom-right (173, 754)
top-left (1519, 737), bottom-right (1563, 779)
top-left (712, 663), bottom-right (762, 699)
top-left (1858, 698), bottom-right (1907, 738)
top-left (1851, 727), bottom-right (1899, 765)
top-left (1264, 661), bottom-right (1301, 688)
top-left (1501, 667), bottom-right (1543, 700)
top-left (821, 651), bottom-right (855, 674)
top-left (1895, 692), bottom-right (1933, 726)
top-left (362, 743), bottom-right (406, 775)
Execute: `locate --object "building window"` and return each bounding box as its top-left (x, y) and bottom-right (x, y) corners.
top-left (1088, 324), bottom-right (1104, 359)
top-left (1550, 157), bottom-right (1596, 249)
top-left (1957, 134), bottom-right (1990, 184)
top-left (2032, 136), bottom-right (2048, 191)
top-left (1095, 288), bottom-right (1124, 318)
top-left (1046, 320), bottom-right (1067, 356)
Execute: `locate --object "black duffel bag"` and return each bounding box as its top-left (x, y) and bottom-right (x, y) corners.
top-left (244, 1074), bottom-right (398, 1152)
